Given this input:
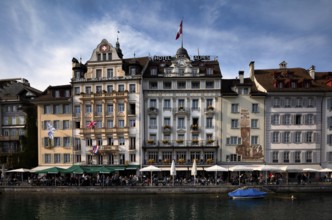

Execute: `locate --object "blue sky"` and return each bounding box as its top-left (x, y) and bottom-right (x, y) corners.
top-left (0, 0), bottom-right (331, 91)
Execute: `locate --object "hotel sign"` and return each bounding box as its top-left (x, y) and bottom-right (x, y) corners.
top-left (153, 55), bottom-right (211, 61)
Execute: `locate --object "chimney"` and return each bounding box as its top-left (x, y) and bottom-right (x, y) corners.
top-left (309, 65), bottom-right (315, 79)
top-left (279, 61), bottom-right (287, 69)
top-left (239, 71), bottom-right (244, 84)
top-left (249, 61), bottom-right (255, 80)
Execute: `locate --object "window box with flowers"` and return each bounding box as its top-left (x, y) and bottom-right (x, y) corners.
top-left (162, 140), bottom-right (169, 144)
top-left (207, 105), bottom-right (214, 111)
top-left (176, 139), bottom-right (184, 144)
top-left (148, 159), bottom-right (155, 164)
top-left (178, 158), bottom-right (185, 164)
top-left (207, 139), bottom-right (214, 144)
top-left (178, 106), bottom-right (185, 111)
top-left (206, 158), bottom-right (214, 164)
top-left (192, 139), bottom-right (199, 145)
top-left (147, 139), bottom-right (155, 144)
top-left (163, 125), bottom-right (171, 130)
top-left (163, 159), bottom-right (170, 164)
top-left (191, 124), bottom-right (199, 130)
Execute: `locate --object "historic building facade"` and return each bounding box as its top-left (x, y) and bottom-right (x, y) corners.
top-left (32, 85), bottom-right (73, 168)
top-left (250, 61), bottom-right (324, 168)
top-left (221, 71), bottom-right (265, 164)
top-left (71, 39), bottom-right (148, 167)
top-left (142, 47), bottom-right (222, 168)
top-left (0, 78), bottom-right (41, 169)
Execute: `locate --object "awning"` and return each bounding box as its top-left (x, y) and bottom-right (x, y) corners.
top-left (30, 165), bottom-right (71, 173)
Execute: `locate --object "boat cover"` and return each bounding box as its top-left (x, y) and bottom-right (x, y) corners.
top-left (228, 188), bottom-right (267, 198)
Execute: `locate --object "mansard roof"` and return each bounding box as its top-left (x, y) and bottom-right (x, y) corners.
top-left (0, 78), bottom-right (41, 101)
top-left (221, 78), bottom-right (264, 96)
top-left (254, 67), bottom-right (325, 92)
top-left (32, 84), bottom-right (71, 103)
top-left (122, 57), bottom-right (150, 76)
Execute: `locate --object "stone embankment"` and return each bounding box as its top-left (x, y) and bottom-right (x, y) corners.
top-left (1, 184), bottom-right (332, 195)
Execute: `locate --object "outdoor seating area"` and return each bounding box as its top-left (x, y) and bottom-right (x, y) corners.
top-left (1, 164), bottom-right (332, 187)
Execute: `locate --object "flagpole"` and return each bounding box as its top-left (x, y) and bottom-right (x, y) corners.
top-left (181, 18), bottom-right (183, 48)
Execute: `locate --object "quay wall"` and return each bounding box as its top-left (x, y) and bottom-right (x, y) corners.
top-left (1, 184), bottom-right (332, 194)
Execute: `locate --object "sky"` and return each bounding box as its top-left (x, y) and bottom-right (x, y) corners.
top-left (0, 0), bottom-right (332, 91)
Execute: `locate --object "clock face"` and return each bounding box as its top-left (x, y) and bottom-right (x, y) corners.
top-left (100, 45), bottom-right (109, 52)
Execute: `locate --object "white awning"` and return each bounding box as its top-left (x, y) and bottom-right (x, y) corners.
top-left (30, 165), bottom-right (71, 173)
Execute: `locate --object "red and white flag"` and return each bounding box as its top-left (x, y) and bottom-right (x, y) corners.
top-left (175, 20), bottom-right (183, 40)
top-left (87, 121), bottom-right (96, 129)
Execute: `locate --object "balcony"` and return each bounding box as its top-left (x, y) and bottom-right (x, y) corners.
top-left (190, 124), bottom-right (200, 133)
top-left (162, 125), bottom-right (172, 133)
top-left (204, 106), bottom-right (215, 115)
top-left (174, 107), bottom-right (189, 115)
top-left (98, 145), bottom-right (119, 154)
top-left (0, 135), bottom-right (20, 141)
top-left (142, 139), bottom-right (219, 149)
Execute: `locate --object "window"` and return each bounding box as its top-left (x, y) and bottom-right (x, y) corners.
top-left (85, 86), bottom-right (91, 94)
top-left (53, 120), bottom-right (60, 129)
top-left (252, 103), bottom-right (259, 113)
top-left (295, 98), bottom-right (302, 107)
top-left (295, 132), bottom-right (301, 143)
top-left (96, 104), bottom-right (102, 115)
top-left (119, 137), bottom-right (125, 145)
top-left (64, 137), bottom-right (70, 147)
top-left (295, 114), bottom-right (302, 125)
top-left (108, 137), bottom-right (113, 145)
top-left (206, 117), bottom-right (213, 128)
top-left (306, 151), bottom-right (312, 162)
top-left (44, 105), bottom-right (52, 114)
top-left (206, 99), bottom-right (213, 108)
top-left (164, 99), bottom-right (171, 110)
top-left (44, 154), bottom-right (51, 163)
top-left (272, 132), bottom-right (279, 143)
top-left (226, 136), bottom-right (241, 145)
top-left (206, 81), bottom-right (214, 88)
top-left (129, 84), bottom-right (136, 93)
top-left (55, 90), bottom-right (60, 98)
top-left (149, 117), bottom-right (157, 129)
top-left (74, 106), bottom-right (80, 116)
top-left (273, 98), bottom-right (280, 107)
top-left (150, 99), bottom-right (157, 108)
top-left (63, 120), bottom-right (70, 130)
top-left (96, 120), bottom-right (102, 128)
top-left (63, 104), bottom-right (71, 114)
top-left (108, 53), bottom-right (112, 61)
top-left (283, 151), bottom-right (289, 163)
top-left (118, 119), bottom-right (125, 128)
top-left (43, 137), bottom-right (49, 147)
top-left (231, 119), bottom-right (238, 129)
top-left (178, 99), bottom-right (185, 107)
top-left (177, 118), bottom-right (185, 129)
top-left (251, 136), bottom-right (258, 145)
top-left (191, 82), bottom-right (200, 89)
top-left (150, 68), bottom-right (157, 76)
top-left (74, 87), bottom-right (80, 95)
top-left (295, 151), bottom-right (301, 163)
top-left (107, 120), bottom-right (113, 128)
top-left (283, 114), bottom-right (291, 125)
top-left (107, 68), bottom-right (113, 78)
top-left (306, 132), bottom-right (313, 143)
top-left (107, 104), bottom-right (113, 114)
top-left (206, 68), bottom-right (213, 75)
top-left (231, 104), bottom-right (239, 113)
top-left (164, 117), bottom-right (171, 126)
top-left (306, 114), bottom-right (314, 125)
top-left (177, 81), bottom-right (186, 89)
top-left (129, 119), bottom-right (135, 127)
top-left (86, 138), bottom-right (92, 146)
top-left (307, 98), bottom-right (314, 107)
top-left (118, 84), bottom-right (124, 92)
top-left (328, 134), bottom-right (332, 145)
top-left (278, 81), bottom-right (283, 88)
top-left (284, 98), bottom-right (291, 107)
top-left (272, 151), bottom-right (278, 163)
top-left (130, 154), bottom-right (136, 162)
top-left (54, 137), bottom-right (61, 147)
top-left (130, 67), bottom-right (136, 75)
top-left (96, 86), bottom-right (102, 94)
top-left (192, 99), bottom-right (199, 110)
top-left (271, 114), bottom-right (280, 125)
top-left (64, 154), bottom-right (70, 163)
top-left (85, 104), bottom-right (92, 114)
top-left (163, 82), bottom-right (172, 89)
top-left (251, 119), bottom-right (258, 128)
top-left (291, 81), bottom-right (297, 88)
top-left (283, 132), bottom-right (290, 143)
top-left (149, 82), bottom-right (158, 89)
top-left (54, 104), bottom-right (62, 114)
top-left (118, 103), bottom-right (124, 112)
top-left (130, 137), bottom-right (136, 150)
top-left (107, 85), bottom-right (113, 93)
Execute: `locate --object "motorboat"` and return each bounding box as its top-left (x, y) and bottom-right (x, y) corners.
top-left (228, 187), bottom-right (267, 199)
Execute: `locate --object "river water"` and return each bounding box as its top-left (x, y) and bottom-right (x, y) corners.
top-left (1, 192), bottom-right (331, 220)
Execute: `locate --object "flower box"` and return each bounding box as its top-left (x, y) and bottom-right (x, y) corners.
top-left (176, 139), bottom-right (184, 144)
top-left (148, 159), bottom-right (155, 164)
top-left (162, 140), bottom-right (169, 144)
top-left (207, 105), bottom-right (214, 111)
top-left (206, 158), bottom-right (214, 164)
top-left (207, 139), bottom-right (214, 144)
top-left (178, 158), bottom-right (185, 164)
top-left (147, 139), bottom-right (155, 144)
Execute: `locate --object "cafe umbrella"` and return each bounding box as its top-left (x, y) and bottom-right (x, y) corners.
top-left (140, 165), bottom-right (161, 186)
top-left (170, 160), bottom-right (176, 186)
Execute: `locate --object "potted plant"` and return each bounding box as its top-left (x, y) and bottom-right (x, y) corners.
top-left (162, 140), bottom-right (169, 144)
top-left (176, 139), bottom-right (184, 144)
top-left (178, 158), bottom-right (185, 164)
top-left (192, 139), bottom-right (199, 144)
top-left (191, 124), bottom-right (199, 130)
top-left (207, 139), bottom-right (214, 144)
top-left (206, 158), bottom-right (214, 164)
top-left (163, 125), bottom-right (171, 129)
top-left (178, 106), bottom-right (185, 111)
top-left (148, 159), bottom-right (155, 164)
top-left (207, 105), bottom-right (214, 111)
top-left (147, 139), bottom-right (154, 144)
top-left (163, 159), bottom-right (170, 164)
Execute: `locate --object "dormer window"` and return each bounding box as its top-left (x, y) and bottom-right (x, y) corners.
top-left (108, 53), bottom-right (112, 61)
top-left (291, 81), bottom-right (297, 88)
top-left (278, 81), bottom-right (283, 88)
top-left (130, 67), bottom-right (136, 75)
top-left (150, 68), bottom-right (157, 76)
top-left (97, 53), bottom-right (101, 61)
top-left (65, 90), bottom-right (70, 97)
top-left (55, 90), bottom-right (60, 98)
top-left (149, 82), bottom-right (158, 89)
top-left (303, 80), bottom-right (310, 88)
top-left (207, 68), bottom-right (213, 75)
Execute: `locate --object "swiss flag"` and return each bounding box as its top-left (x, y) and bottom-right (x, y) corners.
top-left (175, 20), bottom-right (183, 40)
